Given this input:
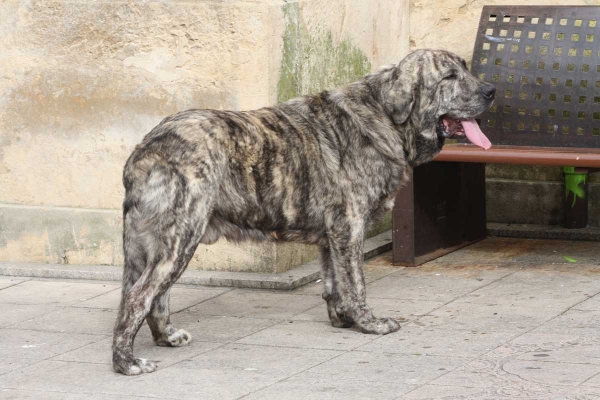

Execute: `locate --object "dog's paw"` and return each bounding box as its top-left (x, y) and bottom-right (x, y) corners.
top-left (356, 317), bottom-right (401, 335)
top-left (113, 357), bottom-right (158, 375)
top-left (155, 328), bottom-right (192, 347)
top-left (167, 329), bottom-right (192, 347)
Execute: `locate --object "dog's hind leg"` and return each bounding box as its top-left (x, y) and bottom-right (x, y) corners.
top-left (320, 246), bottom-right (354, 328)
top-left (113, 216), bottom-right (207, 375)
top-left (327, 220), bottom-right (400, 335)
top-left (147, 288), bottom-right (192, 347)
top-left (112, 167), bottom-right (212, 375)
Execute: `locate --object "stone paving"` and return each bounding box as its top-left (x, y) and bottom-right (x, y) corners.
top-left (1, 237), bottom-right (600, 399)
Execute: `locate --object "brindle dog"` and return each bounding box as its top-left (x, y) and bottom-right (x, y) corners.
top-left (113, 49), bottom-right (495, 375)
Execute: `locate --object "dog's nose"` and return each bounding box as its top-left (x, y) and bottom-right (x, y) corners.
top-left (480, 83), bottom-right (496, 99)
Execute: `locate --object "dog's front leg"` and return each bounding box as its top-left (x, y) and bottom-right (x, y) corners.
top-left (327, 222), bottom-right (401, 335)
top-left (320, 246), bottom-right (355, 328)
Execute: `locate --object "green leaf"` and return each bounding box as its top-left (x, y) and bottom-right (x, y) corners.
top-left (563, 167), bottom-right (587, 208)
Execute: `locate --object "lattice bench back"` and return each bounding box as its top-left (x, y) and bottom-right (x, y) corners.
top-left (469, 6), bottom-right (600, 148)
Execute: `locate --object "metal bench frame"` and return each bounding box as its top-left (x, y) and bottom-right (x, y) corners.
top-left (392, 5), bottom-right (600, 266)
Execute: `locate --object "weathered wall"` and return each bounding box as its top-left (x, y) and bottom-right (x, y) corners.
top-left (410, 0), bottom-right (600, 227)
top-left (410, 0), bottom-right (600, 61)
top-left (0, 0), bottom-right (409, 270)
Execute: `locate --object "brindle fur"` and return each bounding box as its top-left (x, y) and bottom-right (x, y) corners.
top-left (112, 49), bottom-right (495, 375)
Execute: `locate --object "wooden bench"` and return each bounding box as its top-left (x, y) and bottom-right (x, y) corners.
top-left (392, 5), bottom-right (600, 266)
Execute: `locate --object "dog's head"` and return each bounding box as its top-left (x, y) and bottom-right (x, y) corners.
top-left (379, 49), bottom-right (495, 163)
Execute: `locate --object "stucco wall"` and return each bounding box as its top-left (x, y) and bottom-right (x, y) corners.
top-left (0, 0), bottom-right (409, 270)
top-left (410, 0), bottom-right (600, 227)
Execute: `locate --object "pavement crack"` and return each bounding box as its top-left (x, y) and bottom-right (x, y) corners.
top-left (0, 279), bottom-right (32, 292)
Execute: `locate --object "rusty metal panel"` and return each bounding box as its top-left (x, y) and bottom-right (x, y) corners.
top-left (392, 163), bottom-right (486, 266)
top-left (392, 179), bottom-right (416, 266)
top-left (466, 6), bottom-right (600, 148)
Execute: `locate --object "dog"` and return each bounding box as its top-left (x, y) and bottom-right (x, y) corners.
top-left (112, 49), bottom-right (495, 375)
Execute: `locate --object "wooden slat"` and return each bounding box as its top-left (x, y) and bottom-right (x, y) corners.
top-left (435, 145), bottom-right (600, 167)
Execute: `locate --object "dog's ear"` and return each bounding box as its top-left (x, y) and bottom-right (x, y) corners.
top-left (385, 67), bottom-right (418, 126)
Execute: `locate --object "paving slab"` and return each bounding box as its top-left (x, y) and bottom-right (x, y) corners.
top-left (362, 262), bottom-right (404, 283)
top-left (459, 269), bottom-right (600, 306)
top-left (1, 360), bottom-right (268, 400)
top-left (484, 332), bottom-right (600, 366)
top-left (0, 278), bottom-right (27, 290)
top-left (0, 329), bottom-right (106, 361)
top-left (401, 384), bottom-right (493, 399)
top-left (288, 303), bottom-right (334, 323)
top-left (431, 357), bottom-right (600, 389)
top-left (498, 359), bottom-right (600, 387)
top-left (122, 363), bottom-right (272, 400)
top-left (243, 373), bottom-right (417, 400)
top-left (292, 279), bottom-right (324, 295)
top-left (366, 268), bottom-right (512, 302)
top-left (15, 308), bottom-right (116, 335)
top-left (306, 351), bottom-right (464, 386)
top-left (365, 297), bottom-right (446, 322)
top-left (184, 289), bottom-right (322, 320)
top-left (166, 313), bottom-right (280, 343)
top-left (409, 271), bottom-right (598, 333)
top-left (0, 389), bottom-right (154, 400)
top-left (415, 301), bottom-right (552, 333)
top-left (236, 320), bottom-right (377, 351)
top-left (582, 372), bottom-right (600, 388)
top-left (0, 359), bottom-right (38, 376)
top-left (1, 360), bottom-right (275, 400)
top-left (0, 280), bottom-right (118, 305)
top-left (0, 303), bottom-right (65, 328)
top-left (534, 309), bottom-right (600, 332)
top-left (430, 237), bottom-right (600, 266)
top-left (291, 298), bottom-right (444, 324)
top-left (563, 386), bottom-right (600, 399)
top-left (182, 343), bottom-right (341, 381)
top-left (356, 323), bottom-right (517, 359)
top-left (402, 263), bottom-right (514, 278)
top-left (293, 261), bottom-right (405, 296)
top-left (574, 294), bottom-right (600, 311)
top-left (401, 383), bottom-right (597, 400)
top-left (53, 331), bottom-right (222, 369)
top-left (74, 285), bottom-right (231, 312)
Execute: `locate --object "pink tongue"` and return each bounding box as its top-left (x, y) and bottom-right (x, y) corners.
top-left (460, 119), bottom-right (492, 150)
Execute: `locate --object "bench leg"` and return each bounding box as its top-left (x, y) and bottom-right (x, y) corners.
top-left (392, 161), bottom-right (487, 266)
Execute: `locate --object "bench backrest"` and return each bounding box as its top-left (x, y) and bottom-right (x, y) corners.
top-left (468, 6), bottom-right (600, 149)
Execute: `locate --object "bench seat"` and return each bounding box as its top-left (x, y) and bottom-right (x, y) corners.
top-left (436, 145), bottom-right (600, 167)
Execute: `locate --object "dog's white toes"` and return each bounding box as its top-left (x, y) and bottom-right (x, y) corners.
top-left (138, 358), bottom-right (158, 373)
top-left (126, 364), bottom-right (142, 376)
top-left (168, 329), bottom-right (192, 347)
top-left (119, 358), bottom-right (157, 375)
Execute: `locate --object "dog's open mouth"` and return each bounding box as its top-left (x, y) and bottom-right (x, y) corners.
top-left (438, 116), bottom-right (492, 150)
